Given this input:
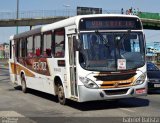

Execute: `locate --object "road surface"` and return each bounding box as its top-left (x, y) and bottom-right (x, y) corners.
top-left (0, 61), bottom-right (160, 123)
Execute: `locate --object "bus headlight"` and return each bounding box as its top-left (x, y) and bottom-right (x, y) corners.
top-left (134, 73), bottom-right (146, 85)
top-left (79, 77), bottom-right (99, 89)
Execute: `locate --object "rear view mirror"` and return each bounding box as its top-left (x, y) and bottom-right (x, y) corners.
top-left (73, 37), bottom-right (81, 51)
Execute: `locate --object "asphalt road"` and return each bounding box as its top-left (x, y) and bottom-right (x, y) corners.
top-left (0, 62), bottom-right (160, 123)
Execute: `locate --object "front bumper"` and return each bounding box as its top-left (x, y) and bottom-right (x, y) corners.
top-left (78, 82), bottom-right (147, 102)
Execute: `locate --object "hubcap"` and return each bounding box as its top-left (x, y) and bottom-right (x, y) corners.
top-left (22, 80), bottom-right (25, 89)
top-left (58, 86), bottom-right (64, 100)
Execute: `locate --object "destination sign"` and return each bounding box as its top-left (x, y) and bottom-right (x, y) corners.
top-left (79, 17), bottom-right (142, 30)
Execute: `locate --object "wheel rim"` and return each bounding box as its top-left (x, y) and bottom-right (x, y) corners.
top-left (22, 79), bottom-right (26, 90)
top-left (21, 76), bottom-right (26, 93)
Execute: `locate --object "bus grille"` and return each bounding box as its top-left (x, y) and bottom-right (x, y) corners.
top-left (100, 81), bottom-right (132, 88)
top-left (94, 73), bottom-right (136, 81)
top-left (104, 88), bottom-right (129, 95)
top-left (94, 73), bottom-right (136, 88)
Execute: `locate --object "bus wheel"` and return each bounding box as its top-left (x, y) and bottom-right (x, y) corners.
top-left (21, 74), bottom-right (27, 93)
top-left (57, 84), bottom-right (67, 105)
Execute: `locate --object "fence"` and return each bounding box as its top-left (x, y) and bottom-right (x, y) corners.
top-left (0, 9), bottom-right (121, 20)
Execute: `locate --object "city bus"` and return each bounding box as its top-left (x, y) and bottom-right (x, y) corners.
top-left (9, 14), bottom-right (147, 105)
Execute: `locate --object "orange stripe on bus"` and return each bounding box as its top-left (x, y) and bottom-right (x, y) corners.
top-left (10, 63), bottom-right (35, 77)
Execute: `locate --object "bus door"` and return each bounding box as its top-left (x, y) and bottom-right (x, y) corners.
top-left (13, 41), bottom-right (18, 82)
top-left (9, 40), bottom-right (17, 83)
top-left (68, 35), bottom-right (78, 97)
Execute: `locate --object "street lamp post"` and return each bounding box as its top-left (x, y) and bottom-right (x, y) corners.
top-left (63, 4), bottom-right (70, 17)
top-left (16, 0), bottom-right (19, 34)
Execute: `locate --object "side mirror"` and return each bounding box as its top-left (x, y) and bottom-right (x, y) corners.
top-left (73, 37), bottom-right (81, 51)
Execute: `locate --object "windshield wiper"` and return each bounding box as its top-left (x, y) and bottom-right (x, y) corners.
top-left (95, 30), bottom-right (110, 47)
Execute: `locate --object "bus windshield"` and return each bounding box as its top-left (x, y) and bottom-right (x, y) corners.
top-left (79, 32), bottom-right (145, 71)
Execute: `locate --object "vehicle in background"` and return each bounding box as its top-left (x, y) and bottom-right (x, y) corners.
top-left (147, 62), bottom-right (160, 92)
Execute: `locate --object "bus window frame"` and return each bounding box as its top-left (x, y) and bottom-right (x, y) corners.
top-left (19, 38), bottom-right (27, 58)
top-left (26, 36), bottom-right (34, 58)
top-left (53, 28), bottom-right (65, 58)
top-left (15, 39), bottom-right (20, 59)
top-left (9, 40), bottom-right (12, 59)
top-left (42, 31), bottom-right (52, 58)
top-left (33, 33), bottom-right (42, 58)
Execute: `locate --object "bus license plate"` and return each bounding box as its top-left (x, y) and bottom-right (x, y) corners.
top-left (154, 84), bottom-right (160, 88)
top-left (136, 88), bottom-right (146, 94)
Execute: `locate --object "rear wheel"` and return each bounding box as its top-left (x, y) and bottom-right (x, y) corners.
top-left (21, 74), bottom-right (27, 93)
top-left (57, 83), bottom-right (67, 105)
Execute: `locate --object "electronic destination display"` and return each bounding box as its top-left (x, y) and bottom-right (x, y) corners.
top-left (79, 17), bottom-right (142, 30)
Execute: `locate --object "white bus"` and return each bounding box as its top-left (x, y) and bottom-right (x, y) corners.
top-left (9, 14), bottom-right (147, 105)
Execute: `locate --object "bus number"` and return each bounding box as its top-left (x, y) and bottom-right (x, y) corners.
top-left (33, 62), bottom-right (47, 71)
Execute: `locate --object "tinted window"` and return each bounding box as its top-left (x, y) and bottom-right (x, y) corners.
top-left (147, 63), bottom-right (159, 71)
top-left (53, 28), bottom-right (65, 58)
top-left (15, 39), bottom-right (20, 58)
top-left (43, 31), bottom-right (52, 57)
top-left (34, 35), bottom-right (41, 57)
top-left (20, 38), bottom-right (27, 57)
top-left (27, 36), bottom-right (34, 58)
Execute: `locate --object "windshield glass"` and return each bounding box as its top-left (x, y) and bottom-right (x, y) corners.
top-left (79, 32), bottom-right (145, 71)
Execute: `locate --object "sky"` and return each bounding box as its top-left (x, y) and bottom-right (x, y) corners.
top-left (0, 0), bottom-right (160, 46)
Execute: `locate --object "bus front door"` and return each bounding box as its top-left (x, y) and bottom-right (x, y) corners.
top-left (9, 41), bottom-right (17, 83)
top-left (13, 42), bottom-right (18, 82)
top-left (68, 35), bottom-right (78, 98)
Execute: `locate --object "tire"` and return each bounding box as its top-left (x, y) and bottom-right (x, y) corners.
top-left (57, 83), bottom-right (67, 105)
top-left (21, 74), bottom-right (27, 93)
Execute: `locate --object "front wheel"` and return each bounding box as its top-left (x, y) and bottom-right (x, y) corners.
top-left (57, 84), bottom-right (67, 105)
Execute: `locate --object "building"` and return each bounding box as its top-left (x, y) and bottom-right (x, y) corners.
top-left (0, 43), bottom-right (9, 59)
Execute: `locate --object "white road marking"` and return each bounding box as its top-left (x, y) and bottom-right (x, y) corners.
top-left (119, 108), bottom-right (136, 113)
top-left (0, 111), bottom-right (36, 123)
top-left (0, 111), bottom-right (24, 117)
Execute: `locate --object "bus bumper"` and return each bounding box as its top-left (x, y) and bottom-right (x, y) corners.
top-left (78, 82), bottom-right (147, 102)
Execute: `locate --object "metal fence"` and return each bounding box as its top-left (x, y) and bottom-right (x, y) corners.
top-left (0, 9), bottom-right (121, 20)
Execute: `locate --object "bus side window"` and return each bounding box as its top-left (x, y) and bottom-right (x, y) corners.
top-left (43, 31), bottom-right (52, 57)
top-left (27, 36), bottom-right (33, 58)
top-left (15, 39), bottom-right (20, 58)
top-left (20, 38), bottom-right (27, 58)
top-left (34, 34), bottom-right (41, 57)
top-left (54, 28), bottom-right (65, 58)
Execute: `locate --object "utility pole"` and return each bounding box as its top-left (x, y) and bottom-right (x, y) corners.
top-left (16, 0), bottom-right (19, 34)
